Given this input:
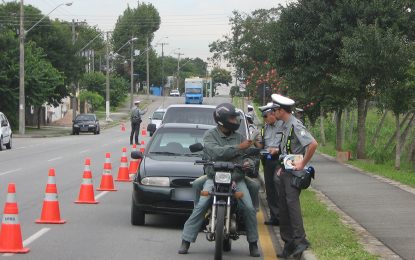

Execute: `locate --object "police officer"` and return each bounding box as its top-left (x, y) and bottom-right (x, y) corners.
top-left (271, 94), bottom-right (318, 258)
top-left (130, 100), bottom-right (146, 145)
top-left (258, 102), bottom-right (283, 226)
top-left (179, 103), bottom-right (260, 257)
top-left (294, 108), bottom-right (305, 125)
top-left (247, 104), bottom-right (256, 123)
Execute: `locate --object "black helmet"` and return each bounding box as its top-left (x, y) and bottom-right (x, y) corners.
top-left (214, 103), bottom-right (240, 131)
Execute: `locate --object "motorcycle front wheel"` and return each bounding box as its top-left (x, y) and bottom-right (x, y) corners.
top-left (215, 205), bottom-right (226, 260)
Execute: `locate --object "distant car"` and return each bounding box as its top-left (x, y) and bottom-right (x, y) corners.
top-left (148, 108), bottom-right (166, 136)
top-left (131, 123), bottom-right (214, 225)
top-left (160, 104), bottom-right (250, 139)
top-left (72, 114), bottom-right (100, 135)
top-left (169, 89), bottom-right (180, 97)
top-left (0, 112), bottom-right (12, 151)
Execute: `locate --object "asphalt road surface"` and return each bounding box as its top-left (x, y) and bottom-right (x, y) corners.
top-left (0, 96), bottom-right (277, 259)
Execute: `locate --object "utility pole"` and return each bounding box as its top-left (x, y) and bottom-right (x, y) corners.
top-left (18, 0), bottom-right (25, 135)
top-left (130, 35), bottom-right (135, 109)
top-left (105, 31), bottom-right (111, 121)
top-left (175, 51), bottom-right (184, 90)
top-left (146, 37), bottom-right (150, 98)
top-left (72, 19), bottom-right (77, 121)
top-left (159, 42), bottom-right (169, 94)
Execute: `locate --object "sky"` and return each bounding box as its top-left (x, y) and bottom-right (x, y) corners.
top-left (16, 0), bottom-right (290, 63)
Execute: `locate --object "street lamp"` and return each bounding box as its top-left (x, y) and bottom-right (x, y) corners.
top-left (18, 1), bottom-right (72, 135)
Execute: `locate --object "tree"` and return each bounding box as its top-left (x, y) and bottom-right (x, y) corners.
top-left (211, 68), bottom-right (232, 85)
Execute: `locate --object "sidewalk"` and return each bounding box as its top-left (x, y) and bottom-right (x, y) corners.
top-left (312, 153), bottom-right (415, 259)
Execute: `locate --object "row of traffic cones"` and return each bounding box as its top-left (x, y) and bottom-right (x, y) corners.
top-left (0, 145), bottom-right (145, 253)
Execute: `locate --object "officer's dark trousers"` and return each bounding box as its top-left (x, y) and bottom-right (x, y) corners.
top-left (279, 170), bottom-right (306, 247)
top-left (264, 159), bottom-right (280, 221)
top-left (130, 122), bottom-right (140, 145)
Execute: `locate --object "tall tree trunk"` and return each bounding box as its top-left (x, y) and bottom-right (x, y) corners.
top-left (349, 109), bottom-right (355, 141)
top-left (342, 108), bottom-right (348, 145)
top-left (409, 134), bottom-right (415, 172)
top-left (385, 112), bottom-right (411, 150)
top-left (371, 109), bottom-right (388, 146)
top-left (37, 107), bottom-right (41, 129)
top-left (320, 106), bottom-right (326, 146)
top-left (335, 108), bottom-right (343, 151)
top-left (395, 113), bottom-right (401, 170)
top-left (356, 96), bottom-right (367, 159)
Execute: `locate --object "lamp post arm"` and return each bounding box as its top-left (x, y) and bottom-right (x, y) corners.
top-left (77, 32), bottom-right (103, 54)
top-left (25, 3), bottom-right (67, 34)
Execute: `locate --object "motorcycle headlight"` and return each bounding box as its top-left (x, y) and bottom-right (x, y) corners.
top-left (141, 177), bottom-right (170, 187)
top-left (215, 172), bottom-right (232, 184)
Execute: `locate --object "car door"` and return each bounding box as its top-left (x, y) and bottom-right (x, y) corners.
top-left (0, 114), bottom-right (10, 143)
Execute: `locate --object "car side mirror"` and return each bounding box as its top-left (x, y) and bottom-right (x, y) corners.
top-left (131, 151), bottom-right (143, 159)
top-left (189, 143), bottom-right (203, 153)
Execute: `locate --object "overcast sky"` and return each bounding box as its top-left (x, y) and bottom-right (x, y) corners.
top-left (16, 0), bottom-right (290, 62)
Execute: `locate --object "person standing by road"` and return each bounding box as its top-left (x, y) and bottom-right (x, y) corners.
top-left (130, 100), bottom-right (146, 145)
top-left (258, 102), bottom-right (283, 226)
top-left (272, 94), bottom-right (318, 258)
top-left (247, 104), bottom-right (256, 123)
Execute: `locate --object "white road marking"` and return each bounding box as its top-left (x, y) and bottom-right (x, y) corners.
top-left (47, 157), bottom-right (63, 162)
top-left (95, 191), bottom-right (109, 200)
top-left (3, 228), bottom-right (50, 256)
top-left (80, 149), bottom-right (90, 154)
top-left (0, 168), bottom-right (22, 177)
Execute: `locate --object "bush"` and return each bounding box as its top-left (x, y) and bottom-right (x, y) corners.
top-left (79, 90), bottom-right (104, 112)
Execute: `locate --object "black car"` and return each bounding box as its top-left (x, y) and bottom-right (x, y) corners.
top-left (72, 114), bottom-right (100, 135)
top-left (131, 123), bottom-right (214, 225)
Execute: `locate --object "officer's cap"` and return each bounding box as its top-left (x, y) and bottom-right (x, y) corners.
top-left (259, 102), bottom-right (279, 116)
top-left (295, 108), bottom-right (304, 112)
top-left (247, 105), bottom-right (253, 109)
top-left (271, 94), bottom-right (295, 109)
top-left (134, 100), bottom-right (141, 104)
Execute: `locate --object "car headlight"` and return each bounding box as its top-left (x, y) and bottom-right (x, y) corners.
top-left (141, 177), bottom-right (170, 187)
top-left (215, 172), bottom-right (232, 184)
top-left (89, 124), bottom-right (95, 127)
top-left (74, 124), bottom-right (79, 127)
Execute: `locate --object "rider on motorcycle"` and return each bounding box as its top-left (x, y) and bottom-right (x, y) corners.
top-left (178, 103), bottom-right (260, 257)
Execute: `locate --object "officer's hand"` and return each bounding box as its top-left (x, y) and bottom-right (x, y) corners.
top-left (239, 140), bottom-right (253, 150)
top-left (292, 160), bottom-right (305, 171)
top-left (267, 147), bottom-right (279, 155)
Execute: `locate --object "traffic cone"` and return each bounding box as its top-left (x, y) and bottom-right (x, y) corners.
top-left (97, 153), bottom-right (117, 191)
top-left (121, 123), bottom-right (126, 132)
top-left (141, 127), bottom-right (147, 136)
top-left (116, 147), bottom-right (130, 182)
top-left (0, 183), bottom-right (30, 253)
top-left (75, 158), bottom-right (99, 204)
top-left (129, 144), bottom-right (140, 180)
top-left (141, 140), bottom-right (145, 145)
top-left (36, 168), bottom-right (66, 224)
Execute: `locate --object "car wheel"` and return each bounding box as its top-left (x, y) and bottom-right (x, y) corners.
top-left (76, 131), bottom-right (80, 135)
top-left (0, 137), bottom-right (3, 151)
top-left (131, 197), bottom-right (145, 226)
top-left (94, 130), bottom-right (97, 135)
top-left (5, 135), bottom-right (11, 149)
top-left (149, 131), bottom-right (153, 137)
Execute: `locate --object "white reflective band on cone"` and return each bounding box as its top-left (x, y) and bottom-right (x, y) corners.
top-left (84, 165), bottom-right (91, 171)
top-left (44, 193), bottom-right (58, 201)
top-left (103, 169), bottom-right (111, 175)
top-left (2, 214), bottom-right (19, 224)
top-left (81, 178), bottom-right (93, 185)
top-left (6, 193), bottom-right (16, 203)
top-left (47, 176), bottom-right (56, 184)
top-left (121, 162), bottom-right (128, 167)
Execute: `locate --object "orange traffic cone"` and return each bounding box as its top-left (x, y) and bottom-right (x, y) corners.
top-left (121, 123), bottom-right (126, 132)
top-left (116, 147), bottom-right (130, 182)
top-left (141, 127), bottom-right (147, 136)
top-left (129, 144), bottom-right (139, 179)
top-left (36, 168), bottom-right (66, 224)
top-left (139, 147), bottom-right (145, 153)
top-left (97, 153), bottom-right (117, 191)
top-left (75, 158), bottom-right (99, 204)
top-left (0, 183), bottom-right (30, 253)
top-left (141, 140), bottom-right (145, 145)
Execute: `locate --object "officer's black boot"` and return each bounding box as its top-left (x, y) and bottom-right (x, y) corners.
top-left (178, 240), bottom-right (190, 254)
top-left (249, 241), bottom-right (260, 257)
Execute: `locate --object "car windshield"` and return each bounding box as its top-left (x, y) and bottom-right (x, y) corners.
top-left (76, 115), bottom-right (95, 121)
top-left (148, 128), bottom-right (206, 156)
top-left (185, 88), bottom-right (201, 94)
top-left (152, 111), bottom-right (165, 120)
top-left (163, 107), bottom-right (247, 139)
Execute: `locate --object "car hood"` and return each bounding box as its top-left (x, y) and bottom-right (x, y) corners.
top-left (143, 155), bottom-right (204, 178)
top-left (74, 120), bottom-right (96, 124)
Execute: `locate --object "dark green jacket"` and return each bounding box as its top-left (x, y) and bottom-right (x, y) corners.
top-left (203, 127), bottom-right (253, 181)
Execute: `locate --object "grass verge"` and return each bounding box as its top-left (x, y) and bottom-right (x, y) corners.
top-left (301, 189), bottom-right (378, 259)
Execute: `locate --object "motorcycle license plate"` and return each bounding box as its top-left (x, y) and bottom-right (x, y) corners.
top-left (172, 188), bottom-right (194, 201)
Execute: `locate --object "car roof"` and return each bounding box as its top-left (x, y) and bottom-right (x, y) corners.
top-left (160, 123), bottom-right (215, 130)
top-left (166, 104), bottom-right (216, 109)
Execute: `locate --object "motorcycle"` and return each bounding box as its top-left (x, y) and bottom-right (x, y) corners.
top-left (189, 143), bottom-right (261, 260)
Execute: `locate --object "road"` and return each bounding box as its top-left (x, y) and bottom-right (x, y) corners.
top-left (0, 96), bottom-right (277, 259)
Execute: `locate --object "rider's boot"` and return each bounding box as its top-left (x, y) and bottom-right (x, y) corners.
top-left (178, 240), bottom-right (190, 254)
top-left (249, 241), bottom-right (260, 257)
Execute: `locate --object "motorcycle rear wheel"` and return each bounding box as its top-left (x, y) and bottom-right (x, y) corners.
top-left (215, 205), bottom-right (226, 260)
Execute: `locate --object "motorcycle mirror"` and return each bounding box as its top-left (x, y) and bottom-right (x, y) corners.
top-left (189, 143), bottom-right (203, 153)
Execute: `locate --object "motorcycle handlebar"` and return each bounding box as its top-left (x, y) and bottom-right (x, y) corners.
top-left (194, 160), bottom-right (242, 171)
